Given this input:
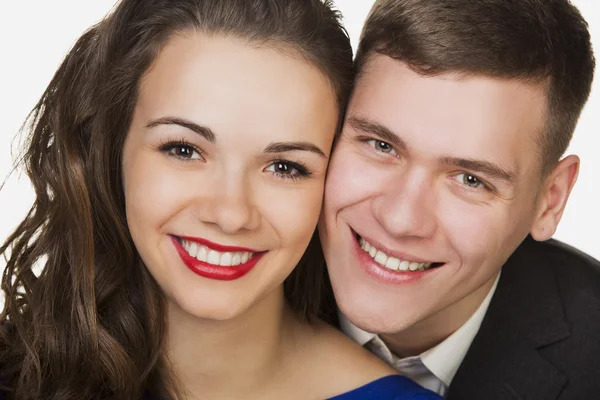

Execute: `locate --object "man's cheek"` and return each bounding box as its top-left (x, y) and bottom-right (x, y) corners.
top-left (325, 158), bottom-right (352, 204)
top-left (327, 156), bottom-right (377, 205)
top-left (442, 204), bottom-right (499, 262)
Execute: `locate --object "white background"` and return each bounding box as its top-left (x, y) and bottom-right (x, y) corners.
top-left (1, 1), bottom-right (599, 309)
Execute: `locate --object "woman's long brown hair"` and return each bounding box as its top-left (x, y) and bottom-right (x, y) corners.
top-left (0, 1), bottom-right (353, 398)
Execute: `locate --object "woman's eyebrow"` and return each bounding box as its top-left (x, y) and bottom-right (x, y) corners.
top-left (264, 142), bottom-right (327, 158)
top-left (146, 117), bottom-right (216, 143)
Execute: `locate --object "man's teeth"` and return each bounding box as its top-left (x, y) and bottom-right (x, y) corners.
top-left (359, 237), bottom-right (433, 272)
top-left (181, 239), bottom-right (253, 267)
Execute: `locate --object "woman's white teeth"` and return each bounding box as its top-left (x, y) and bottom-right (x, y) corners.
top-left (207, 250), bottom-right (220, 265)
top-left (198, 246), bottom-right (207, 262)
top-left (181, 239), bottom-right (253, 267)
top-left (188, 242), bottom-right (199, 258)
top-left (359, 237), bottom-right (432, 272)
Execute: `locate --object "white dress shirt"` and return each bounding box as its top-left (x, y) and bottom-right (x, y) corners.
top-left (340, 273), bottom-right (500, 397)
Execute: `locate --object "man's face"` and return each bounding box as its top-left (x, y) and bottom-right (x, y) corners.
top-left (319, 55), bottom-right (548, 336)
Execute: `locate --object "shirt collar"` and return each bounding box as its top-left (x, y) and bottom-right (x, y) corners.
top-left (340, 272), bottom-right (501, 387)
top-left (339, 312), bottom-right (377, 346)
top-left (421, 272), bottom-right (500, 386)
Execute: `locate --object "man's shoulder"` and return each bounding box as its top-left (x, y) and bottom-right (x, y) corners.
top-left (449, 239), bottom-right (600, 398)
top-left (519, 237), bottom-right (600, 295)
top-left (504, 237), bottom-right (600, 320)
top-left (531, 238), bottom-right (600, 267)
top-left (507, 239), bottom-right (600, 397)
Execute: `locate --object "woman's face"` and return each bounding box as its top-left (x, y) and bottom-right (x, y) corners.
top-left (122, 32), bottom-right (338, 321)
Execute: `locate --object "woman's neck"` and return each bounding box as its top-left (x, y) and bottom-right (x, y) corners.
top-left (164, 287), bottom-right (297, 399)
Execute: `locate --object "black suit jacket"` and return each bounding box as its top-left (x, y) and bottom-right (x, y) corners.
top-left (447, 237), bottom-right (600, 400)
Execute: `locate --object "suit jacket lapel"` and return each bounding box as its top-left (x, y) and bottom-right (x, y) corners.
top-left (447, 237), bottom-right (569, 400)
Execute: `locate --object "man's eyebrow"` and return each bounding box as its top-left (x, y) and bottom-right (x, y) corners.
top-left (347, 116), bottom-right (408, 151)
top-left (146, 117), bottom-right (216, 142)
top-left (348, 116), bottom-right (515, 183)
top-left (440, 156), bottom-right (516, 184)
top-left (264, 142), bottom-right (327, 158)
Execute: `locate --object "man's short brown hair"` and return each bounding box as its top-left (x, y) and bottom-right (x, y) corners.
top-left (356, 0), bottom-right (595, 175)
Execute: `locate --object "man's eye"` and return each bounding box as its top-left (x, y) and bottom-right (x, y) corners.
top-left (367, 139), bottom-right (396, 155)
top-left (455, 173), bottom-right (485, 189)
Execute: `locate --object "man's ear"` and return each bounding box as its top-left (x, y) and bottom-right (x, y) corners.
top-left (530, 155), bottom-right (580, 241)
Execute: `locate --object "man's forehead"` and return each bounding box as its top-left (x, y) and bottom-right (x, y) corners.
top-left (351, 57), bottom-right (545, 155)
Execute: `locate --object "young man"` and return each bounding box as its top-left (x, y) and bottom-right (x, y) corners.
top-left (319, 0), bottom-right (598, 398)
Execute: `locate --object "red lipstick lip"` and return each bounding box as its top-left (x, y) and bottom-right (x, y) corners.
top-left (171, 236), bottom-right (263, 281)
top-left (177, 235), bottom-right (261, 253)
top-left (352, 233), bottom-right (442, 284)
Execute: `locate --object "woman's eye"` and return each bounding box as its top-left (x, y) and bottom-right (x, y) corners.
top-left (455, 173), bottom-right (485, 189)
top-left (265, 160), bottom-right (311, 181)
top-left (270, 162), bottom-right (294, 175)
top-left (160, 142), bottom-right (203, 161)
top-left (367, 139), bottom-right (397, 155)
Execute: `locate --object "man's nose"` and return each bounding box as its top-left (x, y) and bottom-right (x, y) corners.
top-left (371, 171), bottom-right (437, 239)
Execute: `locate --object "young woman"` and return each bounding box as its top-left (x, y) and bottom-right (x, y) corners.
top-left (0, 1), bottom-right (441, 399)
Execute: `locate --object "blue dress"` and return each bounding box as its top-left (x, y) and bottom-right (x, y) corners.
top-left (138, 375), bottom-right (441, 399)
top-left (0, 375), bottom-right (441, 399)
top-left (328, 375), bottom-right (442, 399)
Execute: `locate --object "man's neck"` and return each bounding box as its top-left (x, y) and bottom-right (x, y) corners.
top-left (165, 288), bottom-right (295, 398)
top-left (382, 273), bottom-right (499, 358)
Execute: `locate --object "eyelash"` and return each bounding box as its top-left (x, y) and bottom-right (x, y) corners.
top-left (452, 172), bottom-right (493, 192)
top-left (358, 136), bottom-right (400, 158)
top-left (158, 139), bottom-right (312, 181)
top-left (355, 136), bottom-right (495, 193)
top-left (265, 159), bottom-right (313, 182)
top-left (158, 139), bottom-right (203, 161)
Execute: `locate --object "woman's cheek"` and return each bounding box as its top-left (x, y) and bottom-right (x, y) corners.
top-left (259, 181), bottom-right (325, 244)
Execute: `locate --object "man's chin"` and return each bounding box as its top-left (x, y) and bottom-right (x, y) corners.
top-left (338, 297), bottom-right (424, 335)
